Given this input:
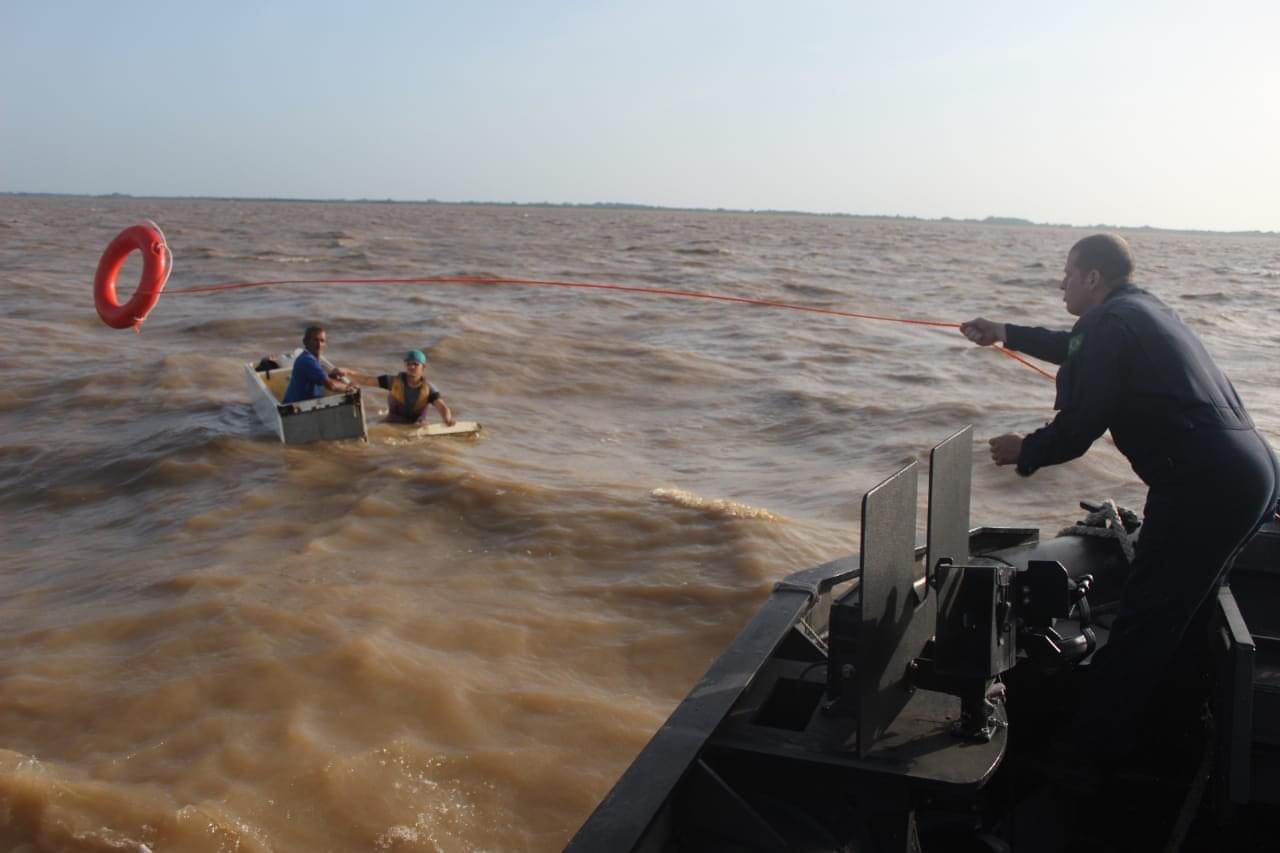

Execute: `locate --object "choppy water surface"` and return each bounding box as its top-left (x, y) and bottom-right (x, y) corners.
top-left (1, 197), bottom-right (1277, 851)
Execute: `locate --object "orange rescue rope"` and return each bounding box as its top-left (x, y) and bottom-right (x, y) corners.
top-left (90, 223), bottom-right (1054, 381)
top-left (165, 274), bottom-right (1055, 380)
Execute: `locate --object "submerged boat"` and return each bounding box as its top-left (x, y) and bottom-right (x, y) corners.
top-left (244, 352), bottom-right (368, 444)
top-left (569, 426), bottom-right (1280, 852)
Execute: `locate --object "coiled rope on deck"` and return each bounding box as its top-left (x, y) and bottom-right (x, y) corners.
top-left (1058, 499), bottom-right (1140, 563)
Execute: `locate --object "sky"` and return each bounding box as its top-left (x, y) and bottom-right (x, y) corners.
top-left (2, 0), bottom-right (1277, 232)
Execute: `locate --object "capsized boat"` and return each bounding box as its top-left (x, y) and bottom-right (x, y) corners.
top-left (569, 426), bottom-right (1280, 852)
top-left (244, 351), bottom-right (368, 444)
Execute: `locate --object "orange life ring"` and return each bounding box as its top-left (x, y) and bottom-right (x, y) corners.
top-left (94, 222), bottom-right (171, 329)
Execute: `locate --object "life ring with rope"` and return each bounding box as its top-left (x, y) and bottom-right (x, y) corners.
top-left (94, 221), bottom-right (172, 330)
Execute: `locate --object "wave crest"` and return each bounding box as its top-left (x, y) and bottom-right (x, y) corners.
top-left (650, 487), bottom-right (778, 520)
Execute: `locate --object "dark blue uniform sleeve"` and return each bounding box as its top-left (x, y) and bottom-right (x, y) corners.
top-left (1005, 324), bottom-right (1071, 365)
top-left (377, 374), bottom-right (392, 390)
top-left (1017, 315), bottom-right (1126, 476)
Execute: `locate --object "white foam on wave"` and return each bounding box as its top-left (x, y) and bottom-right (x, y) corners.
top-left (650, 487), bottom-right (778, 521)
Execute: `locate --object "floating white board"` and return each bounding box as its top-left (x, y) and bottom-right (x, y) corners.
top-left (411, 421), bottom-right (482, 438)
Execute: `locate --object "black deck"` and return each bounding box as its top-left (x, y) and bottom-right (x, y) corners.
top-left (568, 447), bottom-right (1280, 852)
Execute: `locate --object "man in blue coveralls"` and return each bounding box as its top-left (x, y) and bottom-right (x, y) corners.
top-left (961, 233), bottom-right (1279, 783)
top-left (282, 324), bottom-right (357, 403)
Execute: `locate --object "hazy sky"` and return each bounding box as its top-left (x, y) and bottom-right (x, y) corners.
top-left (3, 1), bottom-right (1276, 232)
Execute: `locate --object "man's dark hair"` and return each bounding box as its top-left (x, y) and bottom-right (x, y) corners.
top-left (1071, 234), bottom-right (1135, 286)
top-left (303, 324), bottom-right (326, 346)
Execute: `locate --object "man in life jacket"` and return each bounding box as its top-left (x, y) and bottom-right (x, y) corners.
top-left (282, 324), bottom-right (356, 403)
top-left (960, 233), bottom-right (1279, 790)
top-left (350, 349), bottom-right (455, 426)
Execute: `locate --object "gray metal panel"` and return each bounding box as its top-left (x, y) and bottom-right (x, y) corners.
top-left (280, 393), bottom-right (368, 443)
top-left (857, 461), bottom-right (928, 758)
top-left (929, 426), bottom-right (973, 653)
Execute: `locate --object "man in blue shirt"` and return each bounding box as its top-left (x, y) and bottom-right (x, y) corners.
top-left (282, 325), bottom-right (356, 403)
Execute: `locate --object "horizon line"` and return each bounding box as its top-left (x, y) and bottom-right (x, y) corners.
top-left (2, 190), bottom-right (1275, 238)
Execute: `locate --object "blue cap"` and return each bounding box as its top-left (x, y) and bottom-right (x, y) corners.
top-left (405, 349), bottom-right (427, 364)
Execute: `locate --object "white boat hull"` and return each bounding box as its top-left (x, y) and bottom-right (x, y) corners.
top-left (244, 357), bottom-right (368, 444)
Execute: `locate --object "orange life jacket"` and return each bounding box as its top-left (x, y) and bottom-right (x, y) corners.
top-left (386, 373), bottom-right (437, 419)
